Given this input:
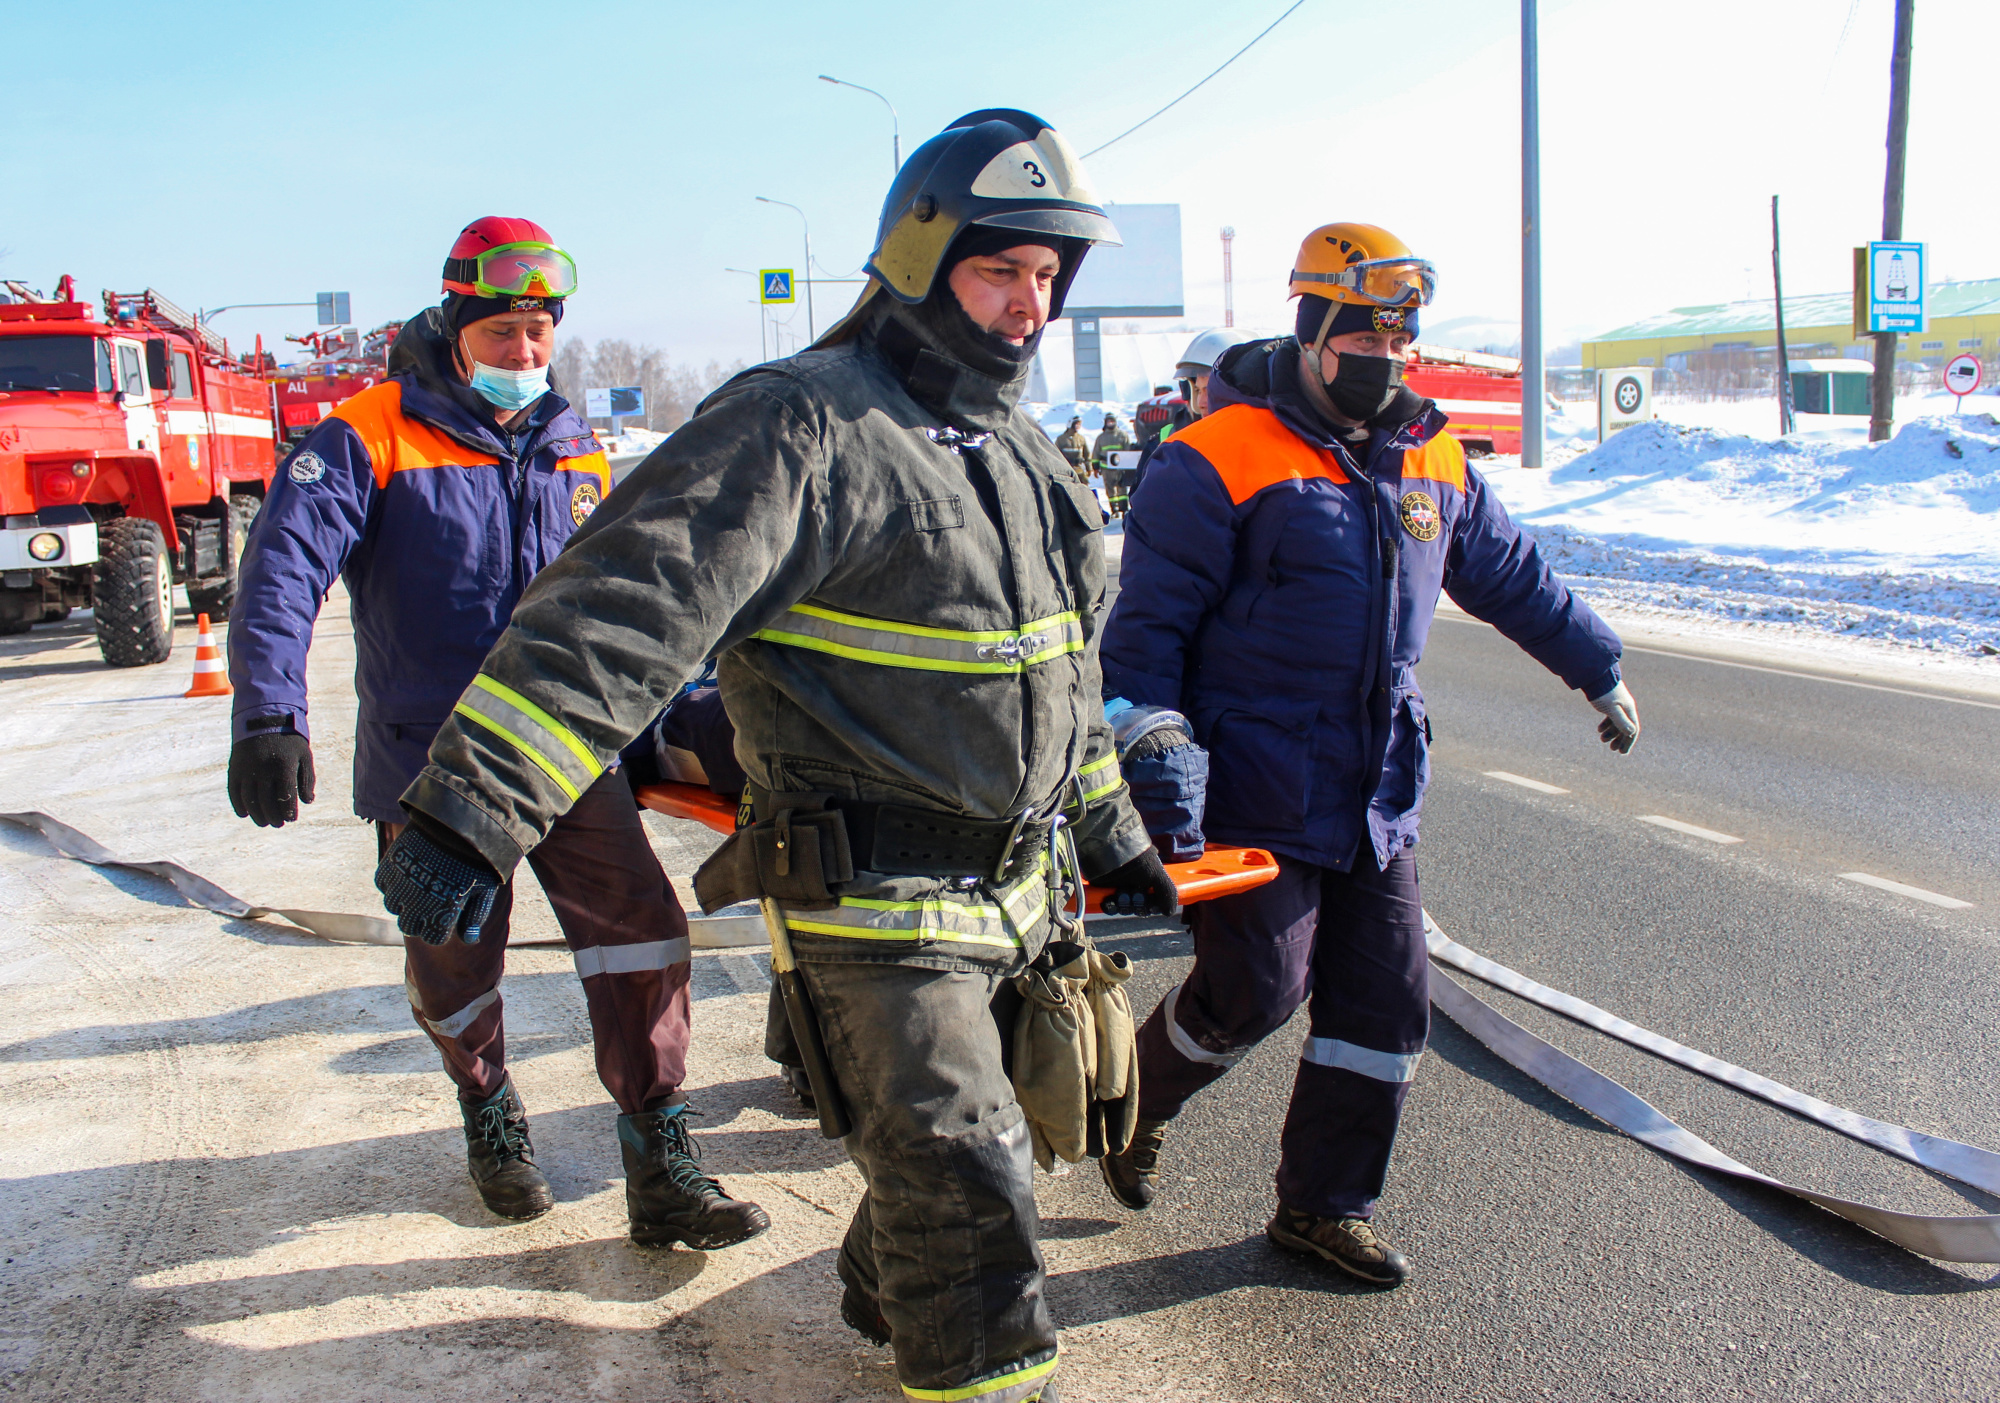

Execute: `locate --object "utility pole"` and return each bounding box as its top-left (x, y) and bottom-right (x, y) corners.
top-left (1221, 227), bottom-right (1236, 328)
top-left (757, 197), bottom-right (816, 342)
top-left (1771, 195), bottom-right (1795, 436)
top-left (1871, 0), bottom-right (1915, 443)
top-left (819, 76), bottom-right (900, 174)
top-left (1521, 0), bottom-right (1544, 468)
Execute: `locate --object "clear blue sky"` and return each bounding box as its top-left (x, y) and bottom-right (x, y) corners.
top-left (6, 1), bottom-right (1988, 366)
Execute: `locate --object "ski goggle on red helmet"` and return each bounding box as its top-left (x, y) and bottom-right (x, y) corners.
top-left (441, 216), bottom-right (578, 299)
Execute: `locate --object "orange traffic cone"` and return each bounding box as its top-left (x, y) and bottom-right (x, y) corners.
top-left (184, 613), bottom-right (232, 697)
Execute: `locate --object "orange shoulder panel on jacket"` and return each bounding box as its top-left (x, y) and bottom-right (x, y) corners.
top-left (329, 382), bottom-right (499, 489)
top-left (560, 448), bottom-right (611, 493)
top-left (1172, 402), bottom-right (1351, 506)
top-left (1400, 430), bottom-right (1466, 491)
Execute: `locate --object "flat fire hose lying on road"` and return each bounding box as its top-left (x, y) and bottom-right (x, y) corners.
top-left (1425, 912), bottom-right (2000, 1264)
top-left (3, 811), bottom-right (404, 946)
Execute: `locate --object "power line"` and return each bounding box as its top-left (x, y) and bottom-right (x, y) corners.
top-left (1081, 0), bottom-right (1308, 159)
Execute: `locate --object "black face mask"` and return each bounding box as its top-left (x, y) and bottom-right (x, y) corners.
top-left (1320, 350), bottom-right (1405, 421)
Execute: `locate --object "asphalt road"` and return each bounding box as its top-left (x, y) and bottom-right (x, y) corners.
top-left (1037, 611), bottom-right (2000, 1402)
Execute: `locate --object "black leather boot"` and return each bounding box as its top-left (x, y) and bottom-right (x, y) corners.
top-left (1100, 1116), bottom-right (1171, 1211)
top-left (460, 1081), bottom-right (555, 1220)
top-left (619, 1107), bottom-right (772, 1250)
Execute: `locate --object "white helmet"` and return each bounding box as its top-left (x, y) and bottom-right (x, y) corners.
top-left (1174, 327), bottom-right (1264, 379)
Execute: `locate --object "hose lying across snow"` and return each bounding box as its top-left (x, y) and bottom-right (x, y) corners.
top-left (6, 809), bottom-right (1994, 1263)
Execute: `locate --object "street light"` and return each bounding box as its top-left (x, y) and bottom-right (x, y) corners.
top-left (723, 268), bottom-right (769, 362)
top-left (755, 196), bottom-right (816, 342)
top-left (818, 75), bottom-right (899, 174)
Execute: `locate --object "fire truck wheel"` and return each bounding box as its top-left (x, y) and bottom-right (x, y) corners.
top-left (94, 516), bottom-right (176, 668)
top-left (185, 494), bottom-right (261, 621)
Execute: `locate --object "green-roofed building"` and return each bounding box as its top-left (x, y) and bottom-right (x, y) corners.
top-left (1582, 278), bottom-right (2000, 372)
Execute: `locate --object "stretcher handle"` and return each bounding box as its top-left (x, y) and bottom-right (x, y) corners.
top-left (635, 781), bottom-right (1278, 912)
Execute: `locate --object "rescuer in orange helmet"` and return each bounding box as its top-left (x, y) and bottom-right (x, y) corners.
top-left (1096, 222), bottom-right (1639, 1288)
top-left (227, 216), bottom-right (770, 1252)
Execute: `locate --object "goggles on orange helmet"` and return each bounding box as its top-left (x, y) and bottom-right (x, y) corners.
top-left (441, 241), bottom-right (579, 300)
top-left (1290, 256), bottom-right (1436, 309)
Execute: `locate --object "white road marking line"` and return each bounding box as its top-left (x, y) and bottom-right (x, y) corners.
top-left (1838, 872), bottom-right (1974, 909)
top-left (1484, 770), bottom-right (1570, 795)
top-left (1433, 610), bottom-right (2000, 711)
top-left (1637, 815), bottom-right (1743, 845)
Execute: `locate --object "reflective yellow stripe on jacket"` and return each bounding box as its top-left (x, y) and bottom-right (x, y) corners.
top-left (453, 674), bottom-right (603, 803)
top-left (785, 853), bottom-right (1053, 952)
top-left (753, 603), bottom-right (1084, 674)
top-left (1078, 751), bottom-right (1123, 804)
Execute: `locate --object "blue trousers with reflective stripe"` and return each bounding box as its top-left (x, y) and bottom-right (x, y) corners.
top-left (1133, 852), bottom-right (1428, 1220)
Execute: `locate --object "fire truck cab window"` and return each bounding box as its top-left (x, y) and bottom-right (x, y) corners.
top-left (117, 344), bottom-right (144, 397)
top-left (96, 339), bottom-right (114, 391)
top-left (171, 350), bottom-right (195, 400)
top-left (0, 335), bottom-right (100, 392)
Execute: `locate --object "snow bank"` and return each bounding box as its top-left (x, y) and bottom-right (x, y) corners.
top-left (1022, 400), bottom-right (1139, 440)
top-left (1482, 414), bottom-right (2000, 657)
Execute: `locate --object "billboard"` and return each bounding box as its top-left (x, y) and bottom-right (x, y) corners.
top-left (1062, 203), bottom-right (1183, 318)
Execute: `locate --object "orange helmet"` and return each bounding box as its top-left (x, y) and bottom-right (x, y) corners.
top-left (441, 216), bottom-right (577, 299)
top-left (1289, 223), bottom-right (1435, 309)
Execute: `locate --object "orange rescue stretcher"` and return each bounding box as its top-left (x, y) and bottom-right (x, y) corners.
top-left (633, 781), bottom-right (1278, 915)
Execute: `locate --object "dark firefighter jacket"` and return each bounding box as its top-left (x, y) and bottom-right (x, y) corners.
top-left (404, 299), bottom-right (1152, 973)
top-left (226, 312), bottom-right (610, 822)
top-left (1101, 338), bottom-right (1621, 871)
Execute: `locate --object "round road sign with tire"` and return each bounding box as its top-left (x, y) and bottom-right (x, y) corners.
top-left (1614, 376), bottom-right (1644, 415)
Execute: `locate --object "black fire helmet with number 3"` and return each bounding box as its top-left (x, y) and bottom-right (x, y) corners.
top-left (813, 109), bottom-right (1121, 347)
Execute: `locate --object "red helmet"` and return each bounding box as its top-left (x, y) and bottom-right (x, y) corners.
top-left (441, 216), bottom-right (577, 299)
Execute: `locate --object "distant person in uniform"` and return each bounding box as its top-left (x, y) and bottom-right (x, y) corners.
top-left (1093, 411), bottom-right (1130, 463)
top-left (1056, 414), bottom-right (1089, 468)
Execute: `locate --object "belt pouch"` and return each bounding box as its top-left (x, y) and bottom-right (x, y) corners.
top-left (693, 807), bottom-right (855, 913)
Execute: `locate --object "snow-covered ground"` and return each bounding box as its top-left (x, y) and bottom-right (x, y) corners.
top-left (1478, 402), bottom-right (2000, 672)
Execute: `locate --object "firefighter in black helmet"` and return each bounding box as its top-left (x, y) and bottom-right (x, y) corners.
top-left (378, 109), bottom-right (1171, 1403)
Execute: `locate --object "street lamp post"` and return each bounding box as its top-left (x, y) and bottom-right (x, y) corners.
top-left (756, 196), bottom-right (816, 342)
top-left (818, 74), bottom-right (899, 173)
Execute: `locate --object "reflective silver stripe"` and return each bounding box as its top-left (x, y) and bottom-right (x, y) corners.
top-left (572, 937), bottom-right (692, 979)
top-left (1301, 1035), bottom-right (1424, 1083)
top-left (785, 857), bottom-right (1051, 952)
top-left (1163, 982), bottom-right (1249, 1067)
top-left (453, 675), bottom-right (603, 803)
top-left (407, 977), bottom-right (500, 1040)
top-left (752, 602), bottom-right (1084, 675)
top-left (1078, 751), bottom-right (1124, 803)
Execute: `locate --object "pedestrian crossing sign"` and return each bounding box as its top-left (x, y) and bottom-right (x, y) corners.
top-left (760, 269), bottom-right (795, 304)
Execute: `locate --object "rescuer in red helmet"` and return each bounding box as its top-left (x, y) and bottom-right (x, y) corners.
top-left (224, 217), bottom-right (770, 1251)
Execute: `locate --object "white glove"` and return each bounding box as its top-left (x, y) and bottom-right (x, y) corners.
top-left (1588, 681), bottom-right (1640, 754)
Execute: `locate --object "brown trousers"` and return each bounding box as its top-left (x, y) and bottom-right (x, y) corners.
top-left (391, 770), bottom-right (693, 1113)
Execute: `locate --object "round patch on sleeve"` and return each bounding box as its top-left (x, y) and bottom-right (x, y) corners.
top-left (569, 479), bottom-right (601, 526)
top-left (287, 450), bottom-right (327, 485)
top-left (1399, 489), bottom-right (1441, 542)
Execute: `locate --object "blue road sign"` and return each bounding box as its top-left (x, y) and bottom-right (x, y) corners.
top-left (1865, 241), bottom-right (1925, 334)
top-left (760, 269), bottom-right (795, 304)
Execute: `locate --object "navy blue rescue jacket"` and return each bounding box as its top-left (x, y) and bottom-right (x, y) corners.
top-left (1101, 339), bottom-right (1621, 871)
top-left (228, 313), bottom-right (611, 822)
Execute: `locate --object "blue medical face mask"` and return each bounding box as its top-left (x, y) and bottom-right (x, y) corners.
top-left (464, 350), bottom-right (549, 412)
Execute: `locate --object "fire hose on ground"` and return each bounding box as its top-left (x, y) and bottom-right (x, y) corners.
top-left (5, 806), bottom-right (1996, 1265)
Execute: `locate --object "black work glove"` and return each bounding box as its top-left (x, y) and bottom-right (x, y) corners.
top-left (374, 813), bottom-right (503, 946)
top-left (1093, 847), bottom-right (1181, 918)
top-left (228, 717), bottom-right (316, 828)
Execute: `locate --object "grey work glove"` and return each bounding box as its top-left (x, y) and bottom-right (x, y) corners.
top-left (375, 814), bottom-right (503, 945)
top-left (1588, 681), bottom-right (1641, 754)
top-left (228, 716), bottom-right (316, 827)
top-left (1092, 847), bottom-right (1181, 918)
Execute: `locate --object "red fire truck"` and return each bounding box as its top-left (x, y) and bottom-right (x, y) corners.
top-left (0, 278), bottom-right (277, 666)
top-left (1133, 341), bottom-right (1524, 457)
top-left (270, 320), bottom-right (401, 459)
